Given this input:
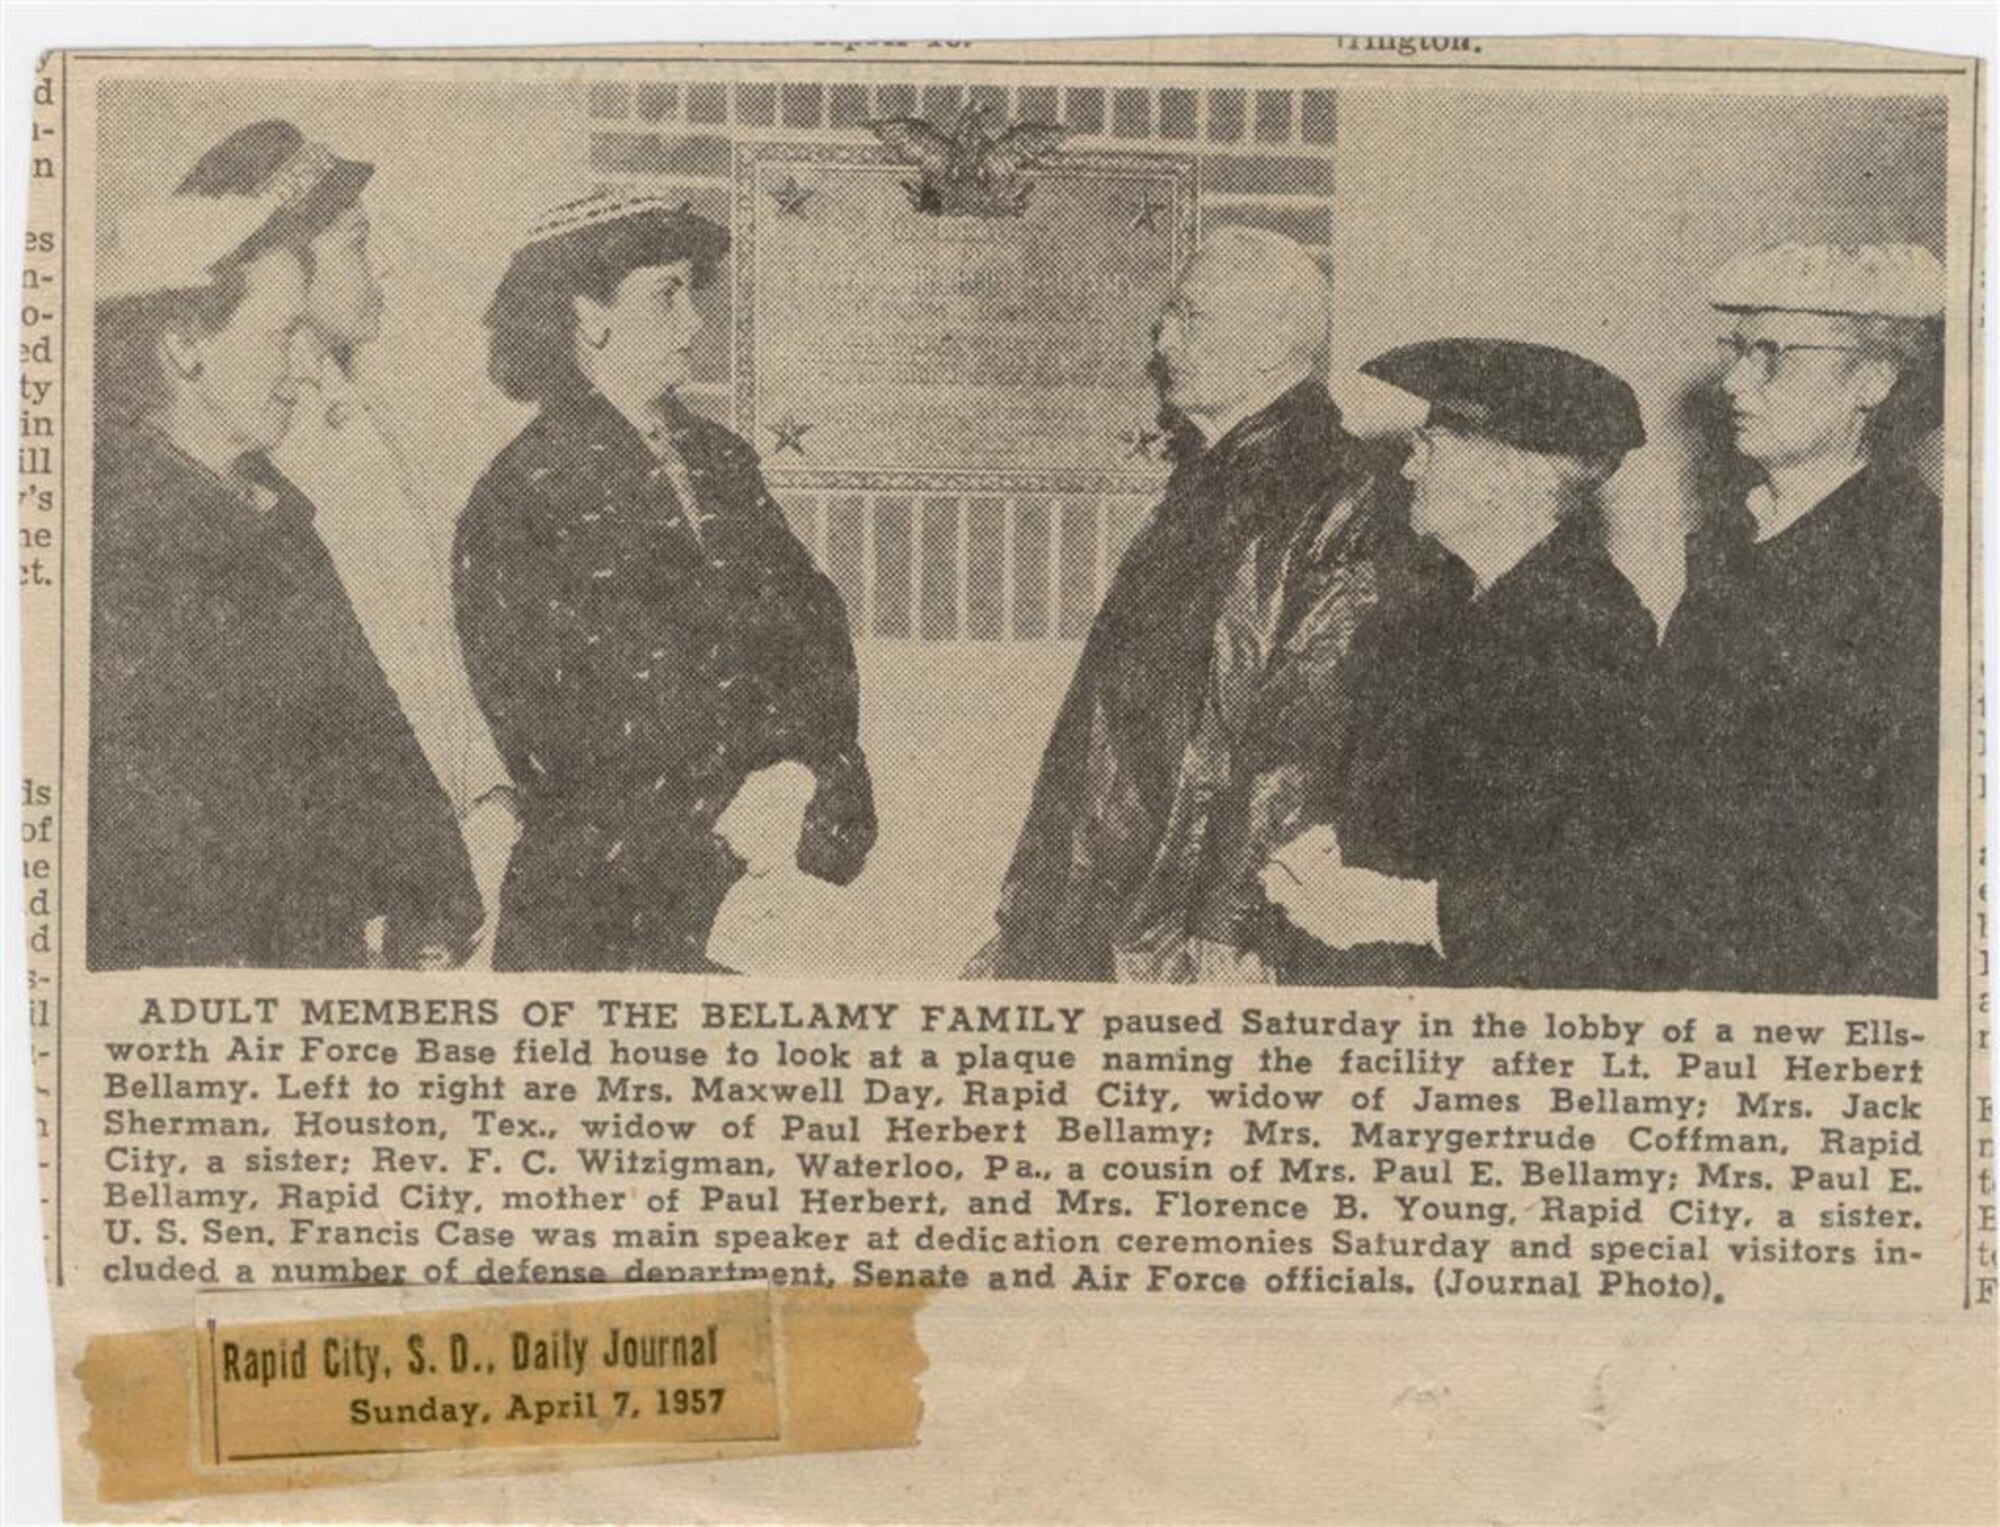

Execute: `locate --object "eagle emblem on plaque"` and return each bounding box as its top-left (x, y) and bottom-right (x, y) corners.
top-left (867, 104), bottom-right (1069, 217)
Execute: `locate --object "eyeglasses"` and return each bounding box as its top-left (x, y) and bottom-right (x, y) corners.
top-left (1409, 422), bottom-right (1475, 458)
top-left (1716, 334), bottom-right (1865, 382)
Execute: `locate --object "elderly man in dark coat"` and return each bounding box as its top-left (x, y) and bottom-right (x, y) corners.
top-left (981, 228), bottom-right (1412, 983)
top-left (89, 184), bottom-right (481, 968)
top-left (456, 193), bottom-right (874, 971)
top-left (1632, 243), bottom-right (1944, 997)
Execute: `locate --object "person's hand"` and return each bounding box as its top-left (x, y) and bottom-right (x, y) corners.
top-left (1189, 937), bottom-right (1272, 985)
top-left (462, 789), bottom-right (521, 904)
top-left (1260, 825), bottom-right (1440, 951)
top-left (460, 788), bottom-right (522, 964)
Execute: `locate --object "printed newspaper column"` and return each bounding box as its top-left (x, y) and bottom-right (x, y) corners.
top-left (19, 53), bottom-right (65, 1286)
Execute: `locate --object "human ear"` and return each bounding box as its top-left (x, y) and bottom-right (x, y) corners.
top-left (572, 292), bottom-right (613, 351)
top-left (159, 329), bottom-right (205, 383)
top-left (1847, 355), bottom-right (1898, 413)
top-left (1251, 317), bottom-right (1302, 377)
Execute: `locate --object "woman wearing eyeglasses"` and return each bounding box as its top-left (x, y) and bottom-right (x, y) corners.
top-left (1259, 338), bottom-right (1655, 989)
top-left (1632, 243), bottom-right (1945, 997)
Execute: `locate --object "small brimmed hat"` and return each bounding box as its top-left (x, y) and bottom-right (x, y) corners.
top-left (1362, 337), bottom-right (1645, 459)
top-left (177, 119), bottom-right (374, 248)
top-left (516, 188), bottom-right (730, 268)
top-left (98, 121), bottom-right (375, 303)
top-left (1708, 242), bottom-right (1944, 321)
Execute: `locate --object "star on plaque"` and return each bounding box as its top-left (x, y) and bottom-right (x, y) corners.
top-left (770, 174), bottom-right (817, 218)
top-left (1128, 197), bottom-right (1168, 234)
top-left (1119, 425), bottom-right (1162, 460)
top-left (769, 414), bottom-right (815, 455)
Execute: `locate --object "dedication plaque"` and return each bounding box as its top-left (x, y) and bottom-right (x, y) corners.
top-left (734, 141), bottom-right (1196, 493)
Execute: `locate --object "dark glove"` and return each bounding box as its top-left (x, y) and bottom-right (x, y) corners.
top-left (795, 749), bottom-right (877, 886)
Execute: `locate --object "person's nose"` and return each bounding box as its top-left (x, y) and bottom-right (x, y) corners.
top-left (1401, 436), bottom-right (1427, 483)
top-left (677, 287), bottom-right (702, 339)
top-left (287, 328), bottom-right (323, 386)
top-left (1720, 348), bottom-right (1761, 402)
top-left (1153, 309), bottom-right (1182, 357)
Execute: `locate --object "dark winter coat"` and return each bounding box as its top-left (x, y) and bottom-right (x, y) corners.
top-left (88, 421), bottom-right (481, 969)
top-left (989, 380), bottom-right (1389, 981)
top-left (454, 389), bottom-right (874, 971)
top-left (1631, 460), bottom-right (1941, 996)
top-left (1331, 512), bottom-right (1656, 989)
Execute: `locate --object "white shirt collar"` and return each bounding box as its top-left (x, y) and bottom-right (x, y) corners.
top-left (1746, 454), bottom-right (1867, 544)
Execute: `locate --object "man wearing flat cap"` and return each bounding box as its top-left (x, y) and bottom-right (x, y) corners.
top-left (1632, 243), bottom-right (1945, 996)
top-left (1262, 338), bottom-right (1655, 988)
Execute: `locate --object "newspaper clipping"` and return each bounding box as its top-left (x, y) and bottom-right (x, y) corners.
top-left (10, 29), bottom-right (1997, 1522)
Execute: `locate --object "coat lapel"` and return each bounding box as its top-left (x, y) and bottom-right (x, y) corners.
top-left (554, 391), bottom-right (711, 561)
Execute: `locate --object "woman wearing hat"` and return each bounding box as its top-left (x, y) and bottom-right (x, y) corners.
top-left (181, 120), bottom-right (523, 967)
top-left (1261, 338), bottom-right (1656, 989)
top-left (1635, 243), bottom-right (1945, 997)
top-left (88, 161), bottom-right (482, 968)
top-left (455, 193), bottom-right (875, 971)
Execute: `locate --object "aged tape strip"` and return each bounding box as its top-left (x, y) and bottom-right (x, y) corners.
top-left (77, 1286), bottom-right (927, 1504)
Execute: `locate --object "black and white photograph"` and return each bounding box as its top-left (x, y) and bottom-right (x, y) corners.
top-left (83, 72), bottom-right (1951, 992)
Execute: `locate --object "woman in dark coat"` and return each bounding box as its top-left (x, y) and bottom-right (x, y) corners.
top-left (1631, 242), bottom-right (1944, 997)
top-left (455, 193), bottom-right (874, 971)
top-left (88, 187), bottom-right (481, 968)
top-left (1266, 339), bottom-right (1656, 989)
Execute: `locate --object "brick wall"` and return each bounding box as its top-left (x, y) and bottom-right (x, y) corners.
top-left (586, 79), bottom-right (1338, 641)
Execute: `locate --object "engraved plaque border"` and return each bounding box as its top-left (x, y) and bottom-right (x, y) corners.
top-left (732, 139), bottom-right (1198, 494)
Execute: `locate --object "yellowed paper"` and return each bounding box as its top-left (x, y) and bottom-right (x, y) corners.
top-left (11, 30), bottom-right (1995, 1523)
top-left (75, 1286), bottom-right (924, 1504)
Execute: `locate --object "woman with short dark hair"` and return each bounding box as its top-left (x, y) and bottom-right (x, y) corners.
top-left (88, 174), bottom-right (481, 969)
top-left (455, 192), bottom-right (875, 971)
top-left (482, 194), bottom-right (729, 406)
